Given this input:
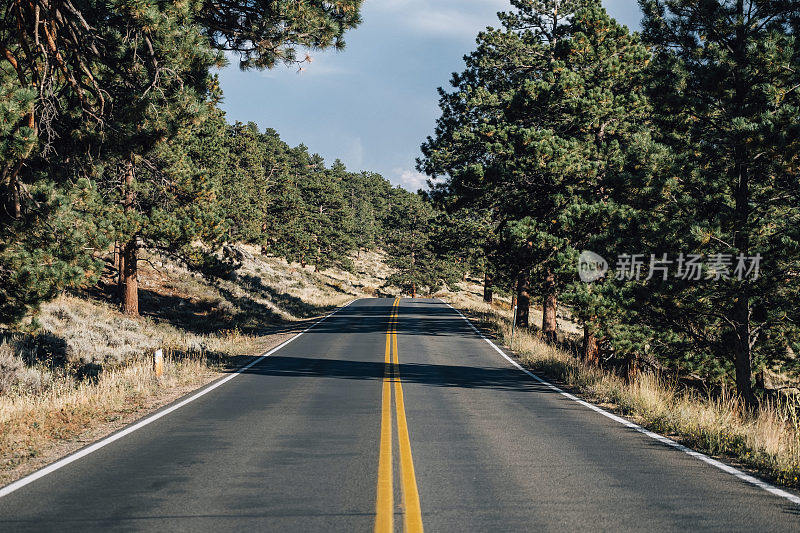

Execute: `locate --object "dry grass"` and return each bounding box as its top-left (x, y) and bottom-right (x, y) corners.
top-left (448, 290), bottom-right (800, 489)
top-left (0, 295), bottom-right (261, 481)
top-left (134, 246), bottom-right (390, 329)
top-left (0, 247), bottom-right (391, 484)
top-left (0, 352), bottom-right (213, 473)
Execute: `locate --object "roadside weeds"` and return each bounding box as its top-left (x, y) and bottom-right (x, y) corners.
top-left (448, 292), bottom-right (800, 491)
top-left (0, 248), bottom-right (387, 488)
top-left (0, 332), bottom-right (292, 488)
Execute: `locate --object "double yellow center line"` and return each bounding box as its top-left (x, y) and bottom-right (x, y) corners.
top-left (375, 298), bottom-right (423, 532)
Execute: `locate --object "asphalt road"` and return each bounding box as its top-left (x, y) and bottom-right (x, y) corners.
top-left (1, 298), bottom-right (798, 531)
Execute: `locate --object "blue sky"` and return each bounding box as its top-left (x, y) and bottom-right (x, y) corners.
top-left (216, 1), bottom-right (643, 190)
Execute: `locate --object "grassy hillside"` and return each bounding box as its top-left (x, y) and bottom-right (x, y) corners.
top-left (0, 246), bottom-right (391, 485)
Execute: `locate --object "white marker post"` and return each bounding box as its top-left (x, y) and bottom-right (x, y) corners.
top-left (153, 348), bottom-right (164, 377)
top-left (510, 298), bottom-right (518, 350)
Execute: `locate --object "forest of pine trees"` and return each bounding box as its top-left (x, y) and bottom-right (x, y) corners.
top-left (419, 0), bottom-right (800, 406)
top-left (2, 0), bottom-right (800, 407)
top-left (0, 0), bottom-right (374, 319)
top-left (0, 0), bottom-right (462, 319)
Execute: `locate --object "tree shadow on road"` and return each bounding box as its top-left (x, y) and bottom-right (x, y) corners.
top-left (236, 355), bottom-right (554, 392)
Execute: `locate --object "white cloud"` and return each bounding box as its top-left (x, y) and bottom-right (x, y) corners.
top-left (394, 168), bottom-right (429, 191)
top-left (410, 9), bottom-right (494, 37)
top-left (255, 59), bottom-right (350, 80)
top-left (368, 1), bottom-right (641, 37)
top-left (370, 0), bottom-right (509, 38)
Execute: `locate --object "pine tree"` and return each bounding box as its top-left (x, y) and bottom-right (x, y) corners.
top-left (517, 2), bottom-right (657, 355)
top-left (343, 171), bottom-right (391, 255)
top-left (262, 144), bottom-right (313, 264)
top-left (220, 122), bottom-right (271, 243)
top-left (420, 0), bottom-right (597, 333)
top-left (640, 0), bottom-right (800, 404)
top-left (198, 0), bottom-right (363, 69)
top-left (384, 191), bottom-right (441, 298)
top-left (90, 0), bottom-right (224, 315)
top-left (0, 69), bottom-right (35, 219)
top-left (418, 1), bottom-right (542, 325)
top-left (0, 46), bottom-right (110, 322)
top-left (304, 159), bottom-right (356, 271)
top-left (0, 179), bottom-right (109, 323)
top-left (0, 0), bottom-right (365, 322)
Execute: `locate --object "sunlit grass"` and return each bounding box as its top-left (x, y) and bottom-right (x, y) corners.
top-left (0, 353), bottom-right (212, 472)
top-left (0, 247), bottom-right (389, 481)
top-left (449, 292), bottom-right (800, 489)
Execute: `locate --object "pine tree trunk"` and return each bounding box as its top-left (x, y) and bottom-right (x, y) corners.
top-left (515, 272), bottom-right (529, 328)
top-left (542, 270), bottom-right (557, 342)
top-left (119, 155), bottom-right (138, 316)
top-left (3, 158), bottom-right (24, 222)
top-left (625, 353), bottom-right (639, 383)
top-left (583, 323), bottom-right (599, 366)
top-left (411, 282), bottom-right (416, 299)
top-left (755, 369), bottom-right (765, 391)
top-left (6, 113), bottom-right (35, 220)
top-left (122, 236), bottom-right (138, 316)
top-left (117, 243), bottom-right (126, 300)
top-left (483, 271), bottom-right (493, 303)
top-left (113, 241), bottom-right (124, 300)
top-left (733, 297), bottom-right (753, 406)
top-left (12, 181), bottom-right (21, 219)
top-left (729, 0), bottom-right (754, 408)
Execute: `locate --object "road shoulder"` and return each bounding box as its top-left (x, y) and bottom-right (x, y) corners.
top-left (0, 326), bottom-right (301, 489)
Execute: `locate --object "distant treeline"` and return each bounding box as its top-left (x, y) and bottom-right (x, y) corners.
top-left (418, 0), bottom-right (800, 406)
top-left (193, 118), bottom-right (469, 296)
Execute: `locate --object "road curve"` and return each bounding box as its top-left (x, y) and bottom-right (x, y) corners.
top-left (0, 298), bottom-right (798, 531)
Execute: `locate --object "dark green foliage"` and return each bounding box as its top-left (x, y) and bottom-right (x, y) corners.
top-left (343, 171), bottom-right (394, 254)
top-left (194, 120), bottom-right (410, 275)
top-left (634, 0), bottom-right (800, 401)
top-left (199, 0), bottom-right (363, 69)
top-left (0, 180), bottom-right (109, 322)
top-left (0, 70), bottom-right (35, 192)
top-left (384, 191), bottom-right (444, 297)
top-left (220, 122), bottom-right (278, 243)
top-left (0, 0), bottom-right (365, 321)
top-left (419, 0), bottom-right (800, 399)
top-left (300, 159), bottom-right (357, 270)
top-left (421, 0), bottom-right (654, 318)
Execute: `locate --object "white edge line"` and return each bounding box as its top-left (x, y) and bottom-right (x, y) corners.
top-left (0, 299), bottom-right (359, 499)
top-left (442, 300), bottom-right (800, 507)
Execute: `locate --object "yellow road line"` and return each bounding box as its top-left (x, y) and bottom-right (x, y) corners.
top-left (392, 315), bottom-right (424, 533)
top-left (392, 298), bottom-right (422, 533)
top-left (375, 308), bottom-right (394, 532)
top-left (375, 297), bottom-right (423, 533)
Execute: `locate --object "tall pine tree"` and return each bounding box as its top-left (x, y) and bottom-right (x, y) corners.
top-left (640, 0), bottom-right (800, 404)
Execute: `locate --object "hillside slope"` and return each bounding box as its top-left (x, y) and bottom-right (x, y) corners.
top-left (0, 247), bottom-right (392, 485)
